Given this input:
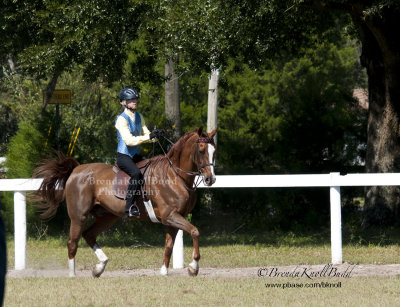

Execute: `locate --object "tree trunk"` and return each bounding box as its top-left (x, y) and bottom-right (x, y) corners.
top-left (43, 73), bottom-right (60, 110)
top-left (165, 55), bottom-right (181, 140)
top-left (352, 6), bottom-right (400, 226)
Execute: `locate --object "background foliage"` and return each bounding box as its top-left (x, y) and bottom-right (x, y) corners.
top-left (198, 39), bottom-right (367, 231)
top-left (0, 1), bottom-right (369, 236)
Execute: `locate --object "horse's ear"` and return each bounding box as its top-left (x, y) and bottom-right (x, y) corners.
top-left (208, 127), bottom-right (218, 139)
top-left (197, 126), bottom-right (203, 136)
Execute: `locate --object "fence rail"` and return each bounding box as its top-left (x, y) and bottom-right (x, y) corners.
top-left (2, 173), bottom-right (400, 271)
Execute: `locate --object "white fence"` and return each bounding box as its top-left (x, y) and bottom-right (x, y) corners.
top-left (1, 173), bottom-right (400, 271)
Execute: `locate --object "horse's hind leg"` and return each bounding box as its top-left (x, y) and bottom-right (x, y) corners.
top-left (164, 211), bottom-right (200, 276)
top-left (82, 212), bottom-right (119, 278)
top-left (160, 226), bottom-right (178, 276)
top-left (67, 217), bottom-right (87, 277)
top-left (66, 181), bottom-right (93, 277)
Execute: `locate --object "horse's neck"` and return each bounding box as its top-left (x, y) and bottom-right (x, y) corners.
top-left (178, 156), bottom-right (196, 186)
top-left (169, 139), bottom-right (196, 186)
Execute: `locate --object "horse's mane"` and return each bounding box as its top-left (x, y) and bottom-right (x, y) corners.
top-left (167, 128), bottom-right (208, 161)
top-left (146, 155), bottom-right (170, 179)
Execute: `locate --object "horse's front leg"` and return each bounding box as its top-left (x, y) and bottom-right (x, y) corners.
top-left (160, 226), bottom-right (179, 276)
top-left (163, 211), bottom-right (200, 276)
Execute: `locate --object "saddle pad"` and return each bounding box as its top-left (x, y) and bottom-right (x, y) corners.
top-left (144, 200), bottom-right (160, 223)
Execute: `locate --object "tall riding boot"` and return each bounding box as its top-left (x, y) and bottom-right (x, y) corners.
top-left (125, 180), bottom-right (139, 218)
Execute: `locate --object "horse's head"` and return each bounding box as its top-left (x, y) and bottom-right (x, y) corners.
top-left (194, 127), bottom-right (217, 186)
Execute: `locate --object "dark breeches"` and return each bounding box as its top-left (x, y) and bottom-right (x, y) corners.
top-left (117, 153), bottom-right (142, 182)
top-left (116, 153), bottom-right (143, 200)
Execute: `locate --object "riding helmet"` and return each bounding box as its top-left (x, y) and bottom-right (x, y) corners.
top-left (118, 88), bottom-right (139, 102)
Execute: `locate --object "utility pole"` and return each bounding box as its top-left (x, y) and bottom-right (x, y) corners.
top-left (207, 68), bottom-right (219, 144)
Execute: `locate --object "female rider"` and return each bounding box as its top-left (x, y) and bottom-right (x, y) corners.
top-left (115, 87), bottom-right (163, 217)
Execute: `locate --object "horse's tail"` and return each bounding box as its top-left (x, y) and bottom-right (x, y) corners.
top-left (32, 152), bottom-right (80, 219)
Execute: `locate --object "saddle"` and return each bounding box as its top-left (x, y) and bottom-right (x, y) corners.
top-left (112, 160), bottom-right (150, 200)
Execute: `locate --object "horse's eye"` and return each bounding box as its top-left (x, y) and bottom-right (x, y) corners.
top-left (199, 150), bottom-right (205, 154)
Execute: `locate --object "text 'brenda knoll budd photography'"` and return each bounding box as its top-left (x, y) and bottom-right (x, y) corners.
top-left (257, 264), bottom-right (356, 280)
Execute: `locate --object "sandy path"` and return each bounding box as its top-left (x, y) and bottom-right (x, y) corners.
top-left (7, 263), bottom-right (400, 278)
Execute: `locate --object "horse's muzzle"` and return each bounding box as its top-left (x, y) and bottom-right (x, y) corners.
top-left (204, 176), bottom-right (216, 186)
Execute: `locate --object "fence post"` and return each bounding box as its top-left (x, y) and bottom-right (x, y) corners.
top-left (173, 229), bottom-right (184, 269)
top-left (330, 172), bottom-right (342, 264)
top-left (14, 191), bottom-right (26, 270)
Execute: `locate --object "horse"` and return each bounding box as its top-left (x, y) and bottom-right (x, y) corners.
top-left (33, 127), bottom-right (217, 277)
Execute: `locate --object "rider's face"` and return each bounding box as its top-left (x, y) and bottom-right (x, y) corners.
top-left (126, 98), bottom-right (139, 110)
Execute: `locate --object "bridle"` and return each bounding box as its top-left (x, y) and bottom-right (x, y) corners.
top-left (155, 134), bottom-right (215, 189)
top-left (194, 137), bottom-right (215, 173)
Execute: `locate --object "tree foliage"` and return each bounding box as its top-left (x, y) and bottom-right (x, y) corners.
top-left (209, 39), bottom-right (366, 230)
top-left (161, 0), bottom-right (400, 225)
top-left (0, 62), bottom-right (169, 233)
top-left (1, 0), bottom-right (151, 82)
top-left (0, 0), bottom-right (373, 233)
top-left (218, 40), bottom-right (366, 174)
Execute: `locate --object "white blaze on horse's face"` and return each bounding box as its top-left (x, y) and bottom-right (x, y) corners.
top-left (206, 144), bottom-right (216, 185)
top-left (208, 144), bottom-right (216, 177)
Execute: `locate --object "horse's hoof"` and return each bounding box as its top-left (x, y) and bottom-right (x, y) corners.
top-left (92, 269), bottom-right (102, 278)
top-left (160, 265), bottom-right (168, 276)
top-left (187, 266), bottom-right (199, 276)
top-left (92, 262), bottom-right (106, 278)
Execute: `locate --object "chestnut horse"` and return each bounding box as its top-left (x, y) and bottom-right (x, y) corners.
top-left (33, 127), bottom-right (217, 277)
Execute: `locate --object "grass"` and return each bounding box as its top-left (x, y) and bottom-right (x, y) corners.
top-left (5, 226), bottom-right (400, 271)
top-left (4, 229), bottom-right (400, 306)
top-left (5, 276), bottom-right (400, 306)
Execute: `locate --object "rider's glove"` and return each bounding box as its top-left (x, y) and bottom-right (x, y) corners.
top-left (150, 129), bottom-right (165, 140)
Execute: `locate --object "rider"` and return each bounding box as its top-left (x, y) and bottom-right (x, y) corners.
top-left (115, 87), bottom-right (164, 218)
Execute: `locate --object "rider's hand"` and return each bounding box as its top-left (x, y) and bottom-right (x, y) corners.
top-left (150, 129), bottom-right (165, 140)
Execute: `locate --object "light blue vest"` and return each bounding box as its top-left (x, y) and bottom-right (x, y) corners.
top-left (116, 111), bottom-right (142, 157)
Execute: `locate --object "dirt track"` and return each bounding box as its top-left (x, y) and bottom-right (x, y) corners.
top-left (7, 263), bottom-right (400, 278)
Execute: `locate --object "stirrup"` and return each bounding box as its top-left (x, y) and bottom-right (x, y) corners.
top-left (126, 204), bottom-right (140, 218)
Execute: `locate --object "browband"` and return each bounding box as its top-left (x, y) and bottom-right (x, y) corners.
top-left (196, 138), bottom-right (214, 144)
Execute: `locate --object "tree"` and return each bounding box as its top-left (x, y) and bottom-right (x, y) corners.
top-left (0, 103), bottom-right (18, 156)
top-left (0, 1), bottom-right (150, 94)
top-left (288, 1), bottom-right (400, 226)
top-left (0, 1), bottom-right (190, 140)
top-left (2, 120), bottom-right (46, 230)
top-left (165, 55), bottom-right (182, 139)
top-left (342, 2), bottom-right (400, 226)
top-left (163, 0), bottom-right (400, 226)
top-left (3, 0), bottom-right (395, 228)
top-left (212, 40), bottom-right (366, 230)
